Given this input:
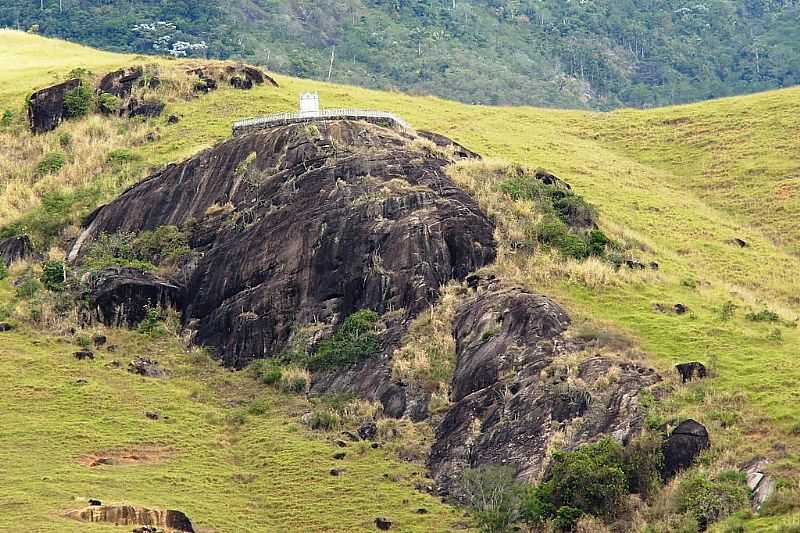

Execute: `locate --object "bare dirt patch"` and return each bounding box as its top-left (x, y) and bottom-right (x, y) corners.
top-left (78, 445), bottom-right (175, 467)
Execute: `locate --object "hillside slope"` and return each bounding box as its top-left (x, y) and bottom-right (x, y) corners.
top-left (2, 0), bottom-right (799, 108)
top-left (1, 31), bottom-right (799, 532)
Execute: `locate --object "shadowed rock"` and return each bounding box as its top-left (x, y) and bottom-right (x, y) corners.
top-left (98, 67), bottom-right (144, 98)
top-left (28, 78), bottom-right (80, 133)
top-left (418, 130), bottom-right (480, 159)
top-left (82, 267), bottom-right (182, 328)
top-left (69, 121), bottom-right (495, 372)
top-left (128, 100), bottom-right (165, 119)
top-left (676, 362), bottom-right (707, 383)
top-left (428, 278), bottom-right (660, 496)
top-left (661, 419), bottom-right (710, 479)
top-left (0, 235), bottom-right (38, 267)
top-left (65, 505), bottom-right (194, 532)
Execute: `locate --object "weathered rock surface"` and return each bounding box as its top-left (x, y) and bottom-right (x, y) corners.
top-left (28, 79), bottom-right (80, 133)
top-left (745, 460), bottom-right (777, 512)
top-left (128, 357), bottom-right (165, 378)
top-left (65, 505), bottom-right (194, 532)
top-left (69, 121), bottom-right (495, 373)
top-left (98, 66), bottom-right (145, 98)
top-left (0, 235), bottom-right (37, 267)
top-left (418, 130), bottom-right (480, 159)
top-left (428, 279), bottom-right (660, 496)
top-left (128, 100), bottom-right (165, 119)
top-left (82, 267), bottom-right (183, 328)
top-left (661, 419), bottom-right (710, 479)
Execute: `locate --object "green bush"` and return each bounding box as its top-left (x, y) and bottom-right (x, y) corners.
top-left (523, 438), bottom-right (627, 525)
top-left (58, 131), bottom-right (73, 149)
top-left (137, 303), bottom-right (163, 335)
top-left (306, 310), bottom-right (381, 370)
top-left (63, 85), bottom-right (93, 118)
top-left (622, 433), bottom-right (663, 500)
top-left (309, 410), bottom-right (340, 431)
top-left (675, 470), bottom-right (749, 531)
top-left (587, 230), bottom-right (610, 256)
top-left (97, 92), bottom-right (120, 114)
top-left (552, 191), bottom-right (597, 228)
top-left (106, 148), bottom-right (138, 165)
top-left (0, 261), bottom-right (7, 281)
top-left (15, 276), bottom-right (42, 300)
top-left (260, 365), bottom-right (282, 385)
top-left (40, 260), bottom-right (66, 292)
top-left (745, 308), bottom-right (779, 322)
top-left (461, 465), bottom-right (523, 533)
top-left (1, 110), bottom-right (13, 127)
top-left (556, 233), bottom-right (589, 260)
top-left (553, 506), bottom-right (583, 532)
top-left (132, 225), bottom-right (189, 263)
top-left (280, 376), bottom-right (308, 394)
top-left (82, 226), bottom-right (189, 272)
top-left (35, 152), bottom-right (66, 177)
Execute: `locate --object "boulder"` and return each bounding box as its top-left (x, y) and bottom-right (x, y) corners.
top-left (65, 505), bottom-right (193, 532)
top-left (128, 357), bottom-right (165, 378)
top-left (73, 350), bottom-right (95, 361)
top-left (661, 419), bottom-right (710, 479)
top-left (676, 362), bottom-right (707, 383)
top-left (230, 76), bottom-right (253, 90)
top-left (68, 121), bottom-right (496, 373)
top-left (93, 334), bottom-right (107, 347)
top-left (0, 235), bottom-right (38, 267)
top-left (358, 421), bottom-right (378, 441)
top-left (673, 303), bottom-right (689, 315)
top-left (128, 100), bottom-right (165, 119)
top-left (82, 267), bottom-right (182, 328)
top-left (429, 281), bottom-right (660, 496)
top-left (88, 499), bottom-right (102, 506)
top-left (375, 517), bottom-right (393, 530)
top-left (97, 67), bottom-right (144, 98)
top-left (745, 460), bottom-right (776, 512)
top-left (0, 323), bottom-right (13, 332)
top-left (417, 130), bottom-right (480, 159)
top-left (28, 78), bottom-right (80, 133)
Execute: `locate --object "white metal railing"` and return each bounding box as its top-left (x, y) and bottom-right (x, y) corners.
top-left (233, 108), bottom-right (413, 133)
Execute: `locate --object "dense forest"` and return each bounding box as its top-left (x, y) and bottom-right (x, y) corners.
top-left (2, 0), bottom-right (799, 108)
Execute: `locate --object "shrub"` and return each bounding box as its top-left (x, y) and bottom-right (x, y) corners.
top-left (461, 465), bottom-right (523, 533)
top-left (745, 308), bottom-right (779, 322)
top-left (63, 85), bottom-right (93, 119)
top-left (279, 366), bottom-right (310, 394)
top-left (106, 148), bottom-right (137, 165)
top-left (131, 225), bottom-right (189, 264)
top-left (622, 433), bottom-right (663, 500)
top-left (0, 261), bottom-right (7, 281)
top-left (553, 506), bottom-right (584, 532)
top-left (523, 438), bottom-right (627, 526)
top-left (97, 92), bottom-right (121, 114)
top-left (57, 131), bottom-right (73, 149)
top-left (35, 152), bottom-right (66, 176)
top-left (552, 192), bottom-right (597, 228)
top-left (556, 233), bottom-right (589, 260)
top-left (718, 301), bottom-right (737, 321)
top-left (137, 303), bottom-right (163, 335)
top-left (675, 470), bottom-right (749, 531)
top-left (40, 260), bottom-right (66, 292)
top-left (15, 276), bottom-right (42, 299)
top-left (82, 226), bottom-right (189, 272)
top-left (306, 310), bottom-right (381, 370)
top-left (257, 362), bottom-right (282, 385)
top-left (1, 110), bottom-right (13, 127)
top-left (309, 410), bottom-right (340, 430)
top-left (587, 230), bottom-right (610, 256)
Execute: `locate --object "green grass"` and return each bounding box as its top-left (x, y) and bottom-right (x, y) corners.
top-left (1, 30), bottom-right (800, 531)
top-left (0, 285), bottom-right (467, 532)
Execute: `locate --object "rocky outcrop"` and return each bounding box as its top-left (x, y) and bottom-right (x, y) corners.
top-left (418, 130), bottom-right (480, 159)
top-left (745, 460), bottom-right (777, 512)
top-left (661, 419), bottom-right (710, 479)
top-left (98, 66), bottom-right (145, 98)
top-left (69, 121), bottom-right (495, 371)
top-left (128, 100), bottom-right (166, 119)
top-left (189, 64), bottom-right (278, 91)
top-left (82, 267), bottom-right (183, 327)
top-left (0, 235), bottom-right (37, 266)
top-left (28, 79), bottom-right (80, 134)
top-left (65, 505), bottom-right (194, 532)
top-left (428, 279), bottom-right (660, 496)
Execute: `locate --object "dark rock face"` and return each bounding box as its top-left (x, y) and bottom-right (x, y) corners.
top-left (98, 67), bottom-right (144, 98)
top-left (428, 279), bottom-right (660, 496)
top-left (28, 78), bottom-right (80, 134)
top-left (0, 235), bottom-right (37, 267)
top-left (661, 419), bottom-right (710, 479)
top-left (676, 362), bottom-right (707, 383)
top-left (69, 121), bottom-right (496, 371)
top-left (82, 267), bottom-right (183, 327)
top-left (230, 76), bottom-right (253, 90)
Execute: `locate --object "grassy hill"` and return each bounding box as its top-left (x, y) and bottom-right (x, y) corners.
top-left (0, 30), bottom-right (799, 532)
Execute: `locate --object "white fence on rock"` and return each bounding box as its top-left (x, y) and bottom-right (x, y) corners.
top-left (233, 108), bottom-right (413, 136)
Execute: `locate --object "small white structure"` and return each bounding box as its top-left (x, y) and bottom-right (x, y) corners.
top-left (299, 92), bottom-right (320, 117)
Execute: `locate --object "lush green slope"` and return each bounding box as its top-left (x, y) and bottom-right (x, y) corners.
top-left (1, 0), bottom-right (799, 108)
top-left (1, 31), bottom-right (799, 531)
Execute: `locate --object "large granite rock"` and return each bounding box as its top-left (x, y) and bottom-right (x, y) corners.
top-left (428, 278), bottom-right (661, 496)
top-left (28, 78), bottom-right (80, 134)
top-left (65, 505), bottom-right (194, 532)
top-left (69, 121), bottom-right (496, 372)
top-left (661, 419), bottom-right (710, 479)
top-left (0, 235), bottom-right (37, 267)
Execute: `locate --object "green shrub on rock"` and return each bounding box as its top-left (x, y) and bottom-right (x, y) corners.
top-left (63, 85), bottom-right (93, 118)
top-left (306, 310), bottom-right (381, 370)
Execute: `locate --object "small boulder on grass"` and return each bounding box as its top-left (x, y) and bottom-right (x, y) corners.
top-left (0, 323), bottom-right (13, 332)
top-left (74, 350), bottom-right (94, 361)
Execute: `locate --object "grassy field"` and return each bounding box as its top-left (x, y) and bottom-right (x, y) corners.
top-left (1, 30), bottom-right (799, 531)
